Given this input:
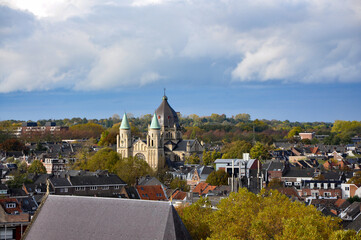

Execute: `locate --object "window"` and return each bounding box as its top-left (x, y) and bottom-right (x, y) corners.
top-left (317, 183), bottom-right (322, 189)
top-left (324, 192), bottom-right (331, 197)
top-left (324, 183), bottom-right (328, 189)
top-left (285, 182), bottom-right (292, 186)
top-left (90, 186), bottom-right (97, 190)
top-left (114, 185), bottom-right (120, 189)
top-left (60, 188), bottom-right (68, 193)
top-left (6, 203), bottom-right (16, 208)
top-left (331, 183), bottom-right (335, 189)
top-left (156, 193), bottom-right (162, 197)
top-left (75, 187), bottom-right (85, 191)
top-left (102, 186), bottom-right (109, 190)
top-left (345, 187), bottom-right (350, 191)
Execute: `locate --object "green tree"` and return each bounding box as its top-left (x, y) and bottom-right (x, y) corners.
top-left (28, 160), bottom-right (47, 174)
top-left (221, 140), bottom-right (252, 159)
top-left (287, 126), bottom-right (302, 139)
top-left (170, 178), bottom-right (190, 192)
top-left (185, 153), bottom-right (200, 164)
top-left (250, 142), bottom-right (271, 161)
top-left (206, 170), bottom-right (229, 186)
top-left (114, 156), bottom-right (153, 185)
top-left (86, 148), bottom-right (121, 172)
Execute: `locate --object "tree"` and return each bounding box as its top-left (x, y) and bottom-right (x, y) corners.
top-left (28, 160), bottom-right (47, 174)
top-left (206, 170), bottom-right (229, 186)
top-left (287, 126), bottom-right (302, 139)
top-left (170, 178), bottom-right (190, 192)
top-left (347, 195), bottom-right (361, 204)
top-left (0, 139), bottom-right (26, 151)
top-left (234, 113), bottom-right (251, 122)
top-left (114, 156), bottom-right (153, 185)
top-left (221, 140), bottom-right (252, 159)
top-left (202, 150), bottom-right (221, 166)
top-left (86, 148), bottom-right (121, 172)
top-left (329, 229), bottom-right (361, 240)
top-left (348, 172), bottom-right (361, 185)
top-left (178, 188), bottom-right (341, 240)
top-left (267, 178), bottom-right (283, 189)
top-left (176, 197), bottom-right (212, 240)
top-left (69, 122), bottom-right (104, 139)
top-left (250, 142), bottom-right (271, 161)
top-left (185, 153), bottom-right (200, 164)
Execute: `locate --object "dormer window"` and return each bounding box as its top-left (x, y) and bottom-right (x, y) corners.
top-left (6, 203), bottom-right (16, 208)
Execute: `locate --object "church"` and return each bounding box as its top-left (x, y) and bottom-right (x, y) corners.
top-left (116, 95), bottom-right (204, 170)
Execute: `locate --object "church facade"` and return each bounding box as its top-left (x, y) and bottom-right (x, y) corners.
top-left (116, 95), bottom-right (204, 170)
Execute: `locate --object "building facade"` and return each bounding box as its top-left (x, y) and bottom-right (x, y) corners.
top-left (117, 95), bottom-right (204, 170)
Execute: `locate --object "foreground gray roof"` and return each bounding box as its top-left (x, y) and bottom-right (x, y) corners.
top-left (24, 195), bottom-right (191, 240)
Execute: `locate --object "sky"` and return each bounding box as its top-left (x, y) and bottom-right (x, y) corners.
top-left (0, 0), bottom-right (360, 122)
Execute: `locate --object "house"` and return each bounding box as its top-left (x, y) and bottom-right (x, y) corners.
top-left (301, 180), bottom-right (342, 199)
top-left (136, 185), bottom-right (168, 201)
top-left (215, 158), bottom-right (260, 178)
top-left (48, 172), bottom-right (127, 197)
top-left (192, 182), bottom-right (216, 196)
top-left (341, 183), bottom-right (361, 199)
top-left (23, 195), bottom-right (192, 240)
top-left (186, 165), bottom-right (214, 190)
top-left (0, 198), bottom-right (30, 240)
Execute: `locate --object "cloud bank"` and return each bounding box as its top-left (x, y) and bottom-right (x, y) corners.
top-left (0, 0), bottom-right (360, 93)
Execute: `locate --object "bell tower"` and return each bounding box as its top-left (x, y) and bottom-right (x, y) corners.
top-left (117, 113), bottom-right (132, 158)
top-left (147, 113), bottom-right (165, 170)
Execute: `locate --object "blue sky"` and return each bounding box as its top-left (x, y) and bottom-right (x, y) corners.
top-left (0, 0), bottom-right (360, 122)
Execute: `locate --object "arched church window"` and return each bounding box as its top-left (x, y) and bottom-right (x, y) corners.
top-left (135, 153), bottom-right (146, 161)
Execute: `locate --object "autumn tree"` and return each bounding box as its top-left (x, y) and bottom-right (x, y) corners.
top-left (206, 169), bottom-right (229, 186)
top-left (176, 197), bottom-right (212, 240)
top-left (69, 122), bottom-right (104, 139)
top-left (178, 188), bottom-right (341, 240)
top-left (234, 113), bottom-right (251, 122)
top-left (348, 172), bottom-right (361, 185)
top-left (0, 139), bottom-right (26, 151)
top-left (287, 126), bottom-right (302, 139)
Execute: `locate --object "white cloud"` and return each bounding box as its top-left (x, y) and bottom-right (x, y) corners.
top-left (0, 0), bottom-right (360, 93)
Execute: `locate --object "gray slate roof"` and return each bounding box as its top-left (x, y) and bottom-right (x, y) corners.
top-left (24, 195), bottom-right (191, 240)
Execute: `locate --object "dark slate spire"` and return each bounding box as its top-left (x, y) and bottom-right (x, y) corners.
top-left (155, 95), bottom-right (180, 128)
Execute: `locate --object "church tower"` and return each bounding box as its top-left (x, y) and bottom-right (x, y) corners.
top-left (155, 95), bottom-right (182, 142)
top-left (117, 113), bottom-right (132, 158)
top-left (147, 113), bottom-right (165, 170)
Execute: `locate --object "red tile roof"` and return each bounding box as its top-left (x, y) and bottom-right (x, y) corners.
top-left (192, 182), bottom-right (216, 196)
top-left (136, 185), bottom-right (167, 201)
top-left (335, 199), bottom-right (347, 208)
top-left (0, 198), bottom-right (23, 214)
top-left (171, 190), bottom-right (187, 200)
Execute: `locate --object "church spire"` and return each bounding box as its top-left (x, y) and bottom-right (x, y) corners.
top-left (150, 113), bottom-right (161, 129)
top-left (120, 113), bottom-right (130, 129)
